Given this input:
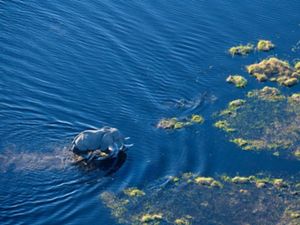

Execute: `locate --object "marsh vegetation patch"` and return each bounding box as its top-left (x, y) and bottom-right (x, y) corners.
top-left (101, 173), bottom-right (300, 225)
top-left (246, 57), bottom-right (300, 86)
top-left (215, 86), bottom-right (300, 160)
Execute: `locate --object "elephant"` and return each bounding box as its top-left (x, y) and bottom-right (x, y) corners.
top-left (71, 127), bottom-right (132, 162)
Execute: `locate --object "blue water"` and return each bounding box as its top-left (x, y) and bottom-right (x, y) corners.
top-left (1, 0), bottom-right (300, 224)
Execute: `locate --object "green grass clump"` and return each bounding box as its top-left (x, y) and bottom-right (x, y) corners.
top-left (231, 176), bottom-right (252, 184)
top-left (123, 188), bottom-right (145, 197)
top-left (246, 57), bottom-right (299, 87)
top-left (140, 213), bottom-right (163, 223)
top-left (247, 86), bottom-right (285, 102)
top-left (221, 175), bottom-right (288, 189)
top-left (231, 138), bottom-right (248, 147)
top-left (174, 216), bottom-right (192, 225)
top-left (174, 122), bottom-right (185, 129)
top-left (252, 73), bottom-right (268, 82)
top-left (157, 118), bottom-right (177, 129)
top-left (226, 75), bottom-right (248, 88)
top-left (194, 177), bottom-right (223, 188)
top-left (157, 114), bottom-right (204, 130)
top-left (280, 77), bottom-right (298, 87)
top-left (295, 62), bottom-right (300, 71)
top-left (190, 114), bottom-right (204, 123)
top-left (214, 120), bottom-right (235, 132)
top-left (257, 40), bottom-right (275, 51)
top-left (229, 99), bottom-right (246, 108)
top-left (229, 44), bottom-right (254, 56)
top-left (294, 149), bottom-right (300, 159)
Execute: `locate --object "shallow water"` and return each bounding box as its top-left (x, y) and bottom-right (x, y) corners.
top-left (1, 0), bottom-right (300, 224)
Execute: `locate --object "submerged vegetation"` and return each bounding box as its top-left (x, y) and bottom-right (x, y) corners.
top-left (246, 57), bottom-right (300, 86)
top-left (226, 75), bottom-right (248, 88)
top-left (101, 173), bottom-right (300, 225)
top-left (215, 86), bottom-right (300, 159)
top-left (157, 114), bottom-right (204, 130)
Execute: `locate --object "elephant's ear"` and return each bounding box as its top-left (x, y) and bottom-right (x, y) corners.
top-left (111, 130), bottom-right (125, 142)
top-left (101, 133), bottom-right (113, 150)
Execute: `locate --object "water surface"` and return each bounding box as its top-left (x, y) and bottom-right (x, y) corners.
top-left (1, 0), bottom-right (300, 224)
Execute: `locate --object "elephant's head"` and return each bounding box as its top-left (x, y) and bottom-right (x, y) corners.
top-left (101, 128), bottom-right (125, 157)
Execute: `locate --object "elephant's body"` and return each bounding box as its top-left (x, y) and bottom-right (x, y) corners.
top-left (72, 129), bottom-right (115, 152)
top-left (71, 127), bottom-right (129, 161)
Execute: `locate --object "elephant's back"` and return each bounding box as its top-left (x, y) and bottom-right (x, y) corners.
top-left (74, 130), bottom-right (103, 151)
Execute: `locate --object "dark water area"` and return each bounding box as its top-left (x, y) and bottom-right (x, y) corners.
top-left (1, 0), bottom-right (300, 224)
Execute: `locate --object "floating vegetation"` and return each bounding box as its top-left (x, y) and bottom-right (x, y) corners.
top-left (215, 86), bottom-right (300, 159)
top-left (101, 173), bottom-right (300, 225)
top-left (257, 40), bottom-right (275, 51)
top-left (157, 114), bottom-right (204, 130)
top-left (228, 44), bottom-right (254, 56)
top-left (246, 57), bottom-right (300, 86)
top-left (226, 75), bottom-right (248, 88)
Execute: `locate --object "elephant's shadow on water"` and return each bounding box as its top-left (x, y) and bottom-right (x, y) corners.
top-left (73, 151), bottom-right (127, 175)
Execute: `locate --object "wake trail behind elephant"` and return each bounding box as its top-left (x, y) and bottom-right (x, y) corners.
top-left (0, 147), bottom-right (74, 172)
